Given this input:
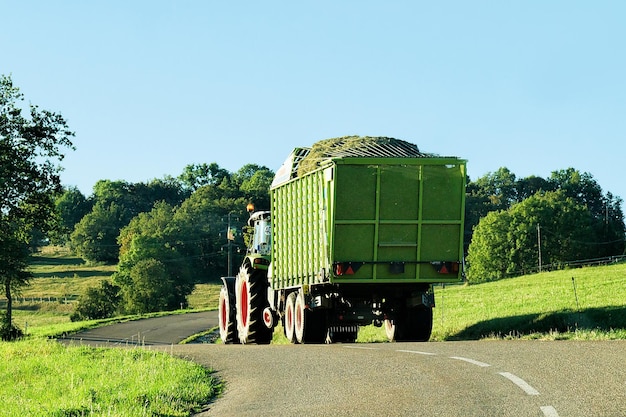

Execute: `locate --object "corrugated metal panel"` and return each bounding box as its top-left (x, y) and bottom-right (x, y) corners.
top-left (325, 139), bottom-right (429, 158)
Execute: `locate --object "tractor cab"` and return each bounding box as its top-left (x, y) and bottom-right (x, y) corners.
top-left (245, 204), bottom-right (272, 265)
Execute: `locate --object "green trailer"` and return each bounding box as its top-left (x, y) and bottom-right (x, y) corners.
top-left (218, 137), bottom-right (466, 344)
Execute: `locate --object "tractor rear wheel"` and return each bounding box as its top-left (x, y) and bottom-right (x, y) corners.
top-left (236, 264), bottom-right (272, 344)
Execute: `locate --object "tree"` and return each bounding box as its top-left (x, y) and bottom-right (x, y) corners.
top-left (52, 186), bottom-right (92, 244)
top-left (464, 167), bottom-right (624, 258)
top-left (70, 202), bottom-right (127, 263)
top-left (178, 162), bottom-right (230, 192)
top-left (119, 258), bottom-right (178, 314)
top-left (0, 74), bottom-right (74, 339)
top-left (69, 178), bottom-right (190, 263)
top-left (235, 164), bottom-right (274, 210)
top-left (467, 191), bottom-right (596, 283)
top-left (549, 168), bottom-right (625, 257)
top-left (114, 202), bottom-right (195, 313)
top-left (111, 164), bottom-right (273, 315)
top-left (465, 209), bottom-right (512, 282)
top-left (465, 168), bottom-right (518, 252)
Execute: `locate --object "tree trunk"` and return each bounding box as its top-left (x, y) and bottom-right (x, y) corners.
top-left (4, 277), bottom-right (12, 327)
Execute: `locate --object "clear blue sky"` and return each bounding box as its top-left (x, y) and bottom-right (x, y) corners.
top-left (3, 1), bottom-right (625, 209)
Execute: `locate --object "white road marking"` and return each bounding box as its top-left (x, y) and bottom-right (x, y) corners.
top-left (349, 346), bottom-right (556, 416)
top-left (499, 372), bottom-right (540, 395)
top-left (396, 350), bottom-right (437, 356)
top-left (449, 356), bottom-right (491, 367)
top-left (540, 406), bottom-right (560, 417)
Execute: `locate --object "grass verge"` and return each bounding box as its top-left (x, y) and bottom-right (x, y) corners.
top-left (0, 339), bottom-right (220, 417)
top-left (0, 249), bottom-right (222, 416)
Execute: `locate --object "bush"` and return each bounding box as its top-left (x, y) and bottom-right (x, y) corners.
top-left (71, 281), bottom-right (121, 321)
top-left (0, 314), bottom-right (24, 341)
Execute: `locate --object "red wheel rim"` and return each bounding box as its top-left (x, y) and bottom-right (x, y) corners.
top-left (240, 280), bottom-right (248, 328)
top-left (220, 296), bottom-right (227, 330)
top-left (263, 309), bottom-right (271, 327)
top-left (287, 304), bottom-right (292, 329)
top-left (296, 300), bottom-right (302, 331)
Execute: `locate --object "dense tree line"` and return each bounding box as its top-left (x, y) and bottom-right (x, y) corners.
top-left (69, 163), bottom-right (273, 318)
top-left (465, 167), bottom-right (625, 282)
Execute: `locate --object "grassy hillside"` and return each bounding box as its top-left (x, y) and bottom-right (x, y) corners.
top-left (5, 248), bottom-right (218, 337)
top-left (431, 261), bottom-right (626, 340)
top-left (1, 248), bottom-right (221, 417)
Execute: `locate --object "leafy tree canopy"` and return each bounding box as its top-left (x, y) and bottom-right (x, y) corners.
top-left (467, 190), bottom-right (619, 283)
top-left (0, 74), bottom-right (74, 339)
top-left (465, 166), bottom-right (624, 255)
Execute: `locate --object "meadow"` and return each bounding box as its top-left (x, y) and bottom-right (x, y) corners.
top-left (1, 249), bottom-right (221, 417)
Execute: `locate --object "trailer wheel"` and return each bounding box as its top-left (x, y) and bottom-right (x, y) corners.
top-left (218, 285), bottom-right (237, 343)
top-left (411, 306), bottom-right (433, 342)
top-left (293, 291), bottom-right (326, 344)
top-left (384, 318), bottom-right (397, 342)
top-left (385, 306), bottom-right (433, 342)
top-left (236, 264), bottom-right (272, 344)
top-left (284, 292), bottom-right (297, 343)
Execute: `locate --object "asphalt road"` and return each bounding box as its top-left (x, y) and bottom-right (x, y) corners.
top-left (58, 311), bottom-right (218, 346)
top-left (62, 311), bottom-right (626, 416)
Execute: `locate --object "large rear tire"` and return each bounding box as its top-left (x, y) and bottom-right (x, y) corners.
top-left (218, 285), bottom-right (237, 343)
top-left (236, 264), bottom-right (272, 344)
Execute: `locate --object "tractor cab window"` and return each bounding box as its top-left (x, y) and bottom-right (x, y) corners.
top-left (252, 217), bottom-right (272, 256)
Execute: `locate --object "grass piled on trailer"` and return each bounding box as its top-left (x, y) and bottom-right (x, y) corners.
top-left (296, 135), bottom-right (431, 176)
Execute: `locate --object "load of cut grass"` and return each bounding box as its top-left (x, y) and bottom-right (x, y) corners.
top-left (297, 136), bottom-right (430, 177)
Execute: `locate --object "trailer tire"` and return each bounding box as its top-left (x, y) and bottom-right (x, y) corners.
top-left (284, 292), bottom-right (297, 343)
top-left (218, 285), bottom-right (237, 343)
top-left (236, 264), bottom-right (272, 344)
top-left (385, 306), bottom-right (433, 342)
top-left (384, 318), bottom-right (397, 342)
top-left (410, 306), bottom-right (433, 342)
top-left (293, 291), bottom-right (326, 344)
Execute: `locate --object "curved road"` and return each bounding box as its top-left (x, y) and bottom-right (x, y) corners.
top-left (62, 311), bottom-right (626, 416)
top-left (59, 311), bottom-right (219, 346)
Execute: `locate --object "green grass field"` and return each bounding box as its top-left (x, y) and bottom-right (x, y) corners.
top-left (355, 261), bottom-right (626, 343)
top-left (0, 249), bottom-right (221, 417)
top-left (0, 339), bottom-right (219, 416)
top-left (2, 250), bottom-right (624, 415)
